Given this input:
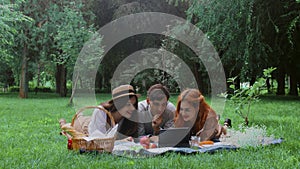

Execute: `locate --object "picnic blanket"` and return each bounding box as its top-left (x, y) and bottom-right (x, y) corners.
top-left (112, 138), bottom-right (283, 158)
top-left (112, 137), bottom-right (284, 158)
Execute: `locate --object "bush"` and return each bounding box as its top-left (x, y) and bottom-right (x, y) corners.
top-left (227, 67), bottom-right (276, 125)
top-left (8, 86), bottom-right (53, 93)
top-left (8, 86), bottom-right (19, 92)
top-left (33, 87), bottom-right (53, 93)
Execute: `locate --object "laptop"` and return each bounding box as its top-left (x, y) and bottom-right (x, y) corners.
top-left (158, 127), bottom-right (191, 148)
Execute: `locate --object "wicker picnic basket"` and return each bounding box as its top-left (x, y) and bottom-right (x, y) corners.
top-left (65, 106), bottom-right (116, 153)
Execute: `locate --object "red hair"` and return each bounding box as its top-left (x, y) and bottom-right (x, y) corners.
top-left (174, 89), bottom-right (215, 135)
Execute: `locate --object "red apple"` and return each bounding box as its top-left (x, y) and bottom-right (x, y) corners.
top-left (141, 144), bottom-right (149, 149)
top-left (149, 143), bottom-right (157, 149)
top-left (140, 136), bottom-right (150, 145)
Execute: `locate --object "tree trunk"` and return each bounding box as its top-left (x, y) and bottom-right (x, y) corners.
top-left (95, 71), bottom-right (102, 92)
top-left (234, 76), bottom-right (241, 89)
top-left (69, 72), bottom-right (79, 106)
top-left (250, 76), bottom-right (256, 86)
top-left (55, 65), bottom-right (60, 94)
top-left (289, 71), bottom-right (298, 96)
top-left (245, 117), bottom-right (249, 126)
top-left (193, 62), bottom-right (202, 92)
top-left (60, 64), bottom-right (67, 97)
top-left (276, 64), bottom-right (285, 95)
top-left (56, 64), bottom-right (67, 97)
top-left (37, 62), bottom-right (40, 87)
top-left (19, 42), bottom-right (28, 98)
top-left (266, 78), bottom-right (271, 93)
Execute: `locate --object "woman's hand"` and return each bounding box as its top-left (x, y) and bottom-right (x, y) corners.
top-left (120, 136), bottom-right (134, 142)
top-left (196, 128), bottom-right (204, 136)
top-left (149, 136), bottom-right (159, 143)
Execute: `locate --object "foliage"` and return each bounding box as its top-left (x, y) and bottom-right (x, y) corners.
top-left (0, 1), bottom-right (33, 87)
top-left (1, 0), bottom-right (299, 96)
top-left (287, 14), bottom-right (300, 47)
top-left (3, 0), bottom-right (99, 97)
top-left (130, 48), bottom-right (182, 93)
top-left (72, 31), bottom-right (104, 93)
top-left (48, 2), bottom-right (96, 66)
top-left (227, 67), bottom-right (277, 125)
top-left (7, 86), bottom-right (52, 93)
top-left (90, 0), bottom-right (188, 91)
top-left (162, 0), bottom-right (267, 93)
top-left (0, 1), bottom-right (32, 54)
top-left (167, 0), bottom-right (299, 96)
top-left (169, 0), bottom-right (261, 79)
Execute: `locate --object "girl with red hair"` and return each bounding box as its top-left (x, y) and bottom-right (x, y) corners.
top-left (174, 89), bottom-right (225, 141)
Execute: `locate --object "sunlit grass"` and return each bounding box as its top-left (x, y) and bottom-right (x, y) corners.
top-left (0, 92), bottom-right (299, 168)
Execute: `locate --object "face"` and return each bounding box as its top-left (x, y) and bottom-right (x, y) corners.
top-left (118, 97), bottom-right (137, 119)
top-left (179, 101), bottom-right (197, 122)
top-left (149, 96), bottom-right (168, 116)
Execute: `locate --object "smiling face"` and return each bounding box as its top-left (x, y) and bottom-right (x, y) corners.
top-left (118, 96), bottom-right (137, 119)
top-left (179, 101), bottom-right (197, 122)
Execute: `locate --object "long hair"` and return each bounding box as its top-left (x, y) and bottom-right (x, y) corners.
top-left (100, 95), bottom-right (139, 139)
top-left (174, 89), bottom-right (213, 135)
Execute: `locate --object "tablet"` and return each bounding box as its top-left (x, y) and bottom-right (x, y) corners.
top-left (158, 127), bottom-right (191, 148)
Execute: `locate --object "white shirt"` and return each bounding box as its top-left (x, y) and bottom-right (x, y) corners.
top-left (88, 106), bottom-right (108, 135)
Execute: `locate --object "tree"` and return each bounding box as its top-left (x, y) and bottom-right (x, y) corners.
top-left (91, 0), bottom-right (187, 91)
top-left (164, 0), bottom-right (257, 94)
top-left (169, 0), bottom-right (299, 96)
top-left (47, 3), bottom-right (96, 97)
top-left (12, 0), bottom-right (97, 98)
top-left (0, 1), bottom-right (32, 93)
top-left (0, 2), bottom-right (32, 57)
top-left (253, 0), bottom-right (300, 96)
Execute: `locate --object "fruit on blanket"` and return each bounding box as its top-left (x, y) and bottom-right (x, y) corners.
top-left (149, 143), bottom-right (157, 149)
top-left (199, 141), bottom-right (214, 146)
top-left (140, 136), bottom-right (150, 145)
top-left (141, 144), bottom-right (149, 149)
top-left (141, 143), bottom-right (157, 149)
top-left (139, 136), bottom-right (157, 149)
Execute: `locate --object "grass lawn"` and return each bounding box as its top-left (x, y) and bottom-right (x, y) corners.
top-left (0, 93), bottom-right (299, 168)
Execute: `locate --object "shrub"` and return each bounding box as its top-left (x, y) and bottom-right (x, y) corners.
top-left (227, 67), bottom-right (276, 125)
top-left (8, 86), bottom-right (53, 93)
top-left (8, 86), bottom-right (19, 92)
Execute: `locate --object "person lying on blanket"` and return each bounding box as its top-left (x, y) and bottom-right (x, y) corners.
top-left (138, 84), bottom-right (175, 137)
top-left (88, 85), bottom-right (140, 140)
top-left (174, 88), bottom-right (226, 142)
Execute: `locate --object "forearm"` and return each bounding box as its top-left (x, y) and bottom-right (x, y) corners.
top-left (152, 126), bottom-right (160, 135)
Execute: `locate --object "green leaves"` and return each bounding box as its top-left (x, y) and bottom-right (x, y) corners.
top-left (227, 67), bottom-right (276, 122)
top-left (48, 5), bottom-right (95, 66)
top-left (0, 2), bottom-right (32, 56)
top-left (263, 67), bottom-right (276, 78)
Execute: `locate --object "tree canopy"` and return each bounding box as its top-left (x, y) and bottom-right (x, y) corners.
top-left (0, 0), bottom-right (299, 97)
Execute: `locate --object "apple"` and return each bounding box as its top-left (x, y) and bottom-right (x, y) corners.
top-left (141, 144), bottom-right (149, 149)
top-left (149, 143), bottom-right (157, 149)
top-left (139, 136), bottom-right (150, 146)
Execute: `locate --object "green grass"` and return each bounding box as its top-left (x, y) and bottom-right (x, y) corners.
top-left (0, 93), bottom-right (299, 168)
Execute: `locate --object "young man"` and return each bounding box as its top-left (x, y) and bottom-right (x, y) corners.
top-left (138, 84), bottom-right (176, 136)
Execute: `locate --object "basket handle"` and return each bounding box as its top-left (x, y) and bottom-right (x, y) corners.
top-left (71, 106), bottom-right (115, 128)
